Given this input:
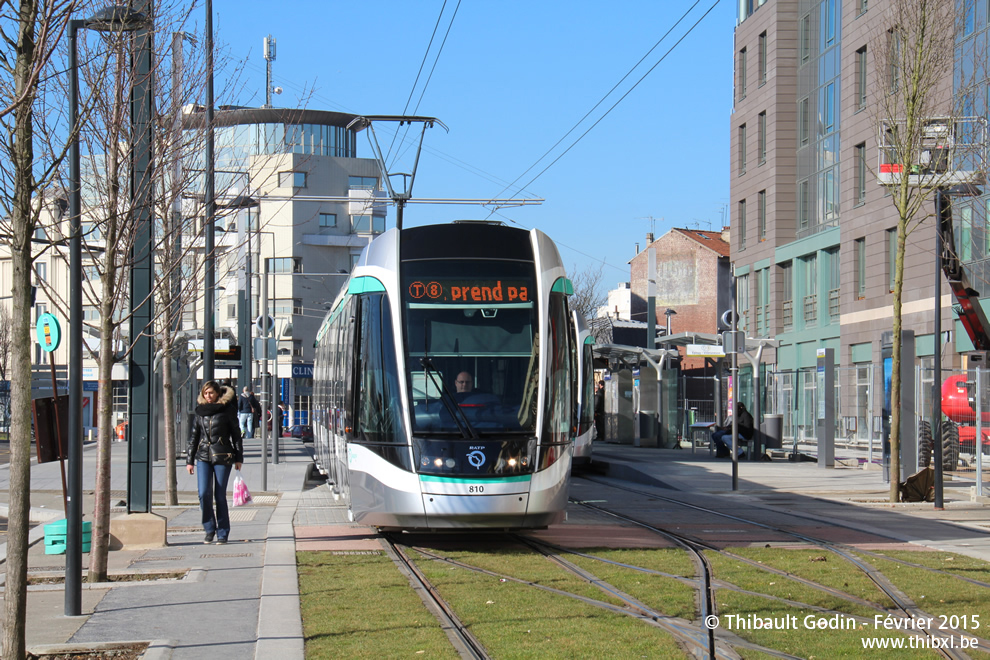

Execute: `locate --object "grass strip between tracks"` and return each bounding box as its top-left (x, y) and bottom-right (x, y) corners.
top-left (297, 543), bottom-right (990, 658)
top-left (297, 551), bottom-right (459, 659)
top-left (406, 547), bottom-right (687, 658)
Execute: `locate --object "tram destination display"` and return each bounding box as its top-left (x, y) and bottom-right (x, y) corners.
top-left (406, 278), bottom-right (530, 303)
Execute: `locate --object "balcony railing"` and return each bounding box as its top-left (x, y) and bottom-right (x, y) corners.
top-left (782, 300), bottom-right (793, 331)
top-left (828, 288), bottom-right (840, 320)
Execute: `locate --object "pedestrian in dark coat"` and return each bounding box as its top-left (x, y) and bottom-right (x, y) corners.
top-left (186, 380), bottom-right (243, 544)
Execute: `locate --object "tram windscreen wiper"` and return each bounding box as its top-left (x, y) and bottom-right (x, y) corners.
top-left (421, 357), bottom-right (478, 439)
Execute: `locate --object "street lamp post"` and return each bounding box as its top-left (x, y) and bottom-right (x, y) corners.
top-left (67, 4), bottom-right (147, 618)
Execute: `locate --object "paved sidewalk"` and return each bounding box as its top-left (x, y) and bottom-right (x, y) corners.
top-left (0, 434), bottom-right (312, 659)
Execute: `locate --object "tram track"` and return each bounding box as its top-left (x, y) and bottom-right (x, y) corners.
top-left (381, 533), bottom-right (492, 660)
top-left (574, 474), bottom-right (990, 658)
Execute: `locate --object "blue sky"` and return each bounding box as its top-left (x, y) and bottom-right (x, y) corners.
top-left (212, 0), bottom-right (735, 286)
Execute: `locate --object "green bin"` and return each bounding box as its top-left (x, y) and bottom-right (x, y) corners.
top-left (43, 519), bottom-right (91, 555)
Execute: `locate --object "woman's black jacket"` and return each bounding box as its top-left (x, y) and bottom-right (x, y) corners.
top-left (186, 386), bottom-right (244, 465)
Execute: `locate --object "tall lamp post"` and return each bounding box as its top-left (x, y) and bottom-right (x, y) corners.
top-left (67, 3), bottom-right (148, 618)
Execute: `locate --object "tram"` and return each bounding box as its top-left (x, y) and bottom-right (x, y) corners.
top-left (572, 311), bottom-right (595, 465)
top-left (312, 221), bottom-right (577, 530)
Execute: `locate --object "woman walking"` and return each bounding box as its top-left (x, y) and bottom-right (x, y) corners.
top-left (186, 380), bottom-right (243, 544)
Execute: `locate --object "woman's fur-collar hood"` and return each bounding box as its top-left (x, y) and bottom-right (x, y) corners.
top-left (197, 385), bottom-right (236, 406)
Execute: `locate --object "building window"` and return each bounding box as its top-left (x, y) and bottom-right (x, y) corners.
top-left (83, 265), bottom-right (99, 281)
top-left (824, 0), bottom-right (836, 47)
top-left (35, 262), bottom-right (47, 283)
top-left (798, 97), bottom-right (809, 146)
top-left (963, 0), bottom-right (975, 36)
top-left (81, 221), bottom-right (101, 242)
top-left (827, 248), bottom-right (840, 321)
top-left (758, 32), bottom-right (767, 84)
top-left (227, 295), bottom-right (237, 319)
top-left (350, 253), bottom-right (361, 271)
top-left (823, 82), bottom-right (835, 134)
top-left (278, 171), bottom-right (307, 188)
top-left (855, 142), bottom-right (867, 204)
top-left (798, 180), bottom-right (809, 231)
top-left (319, 213), bottom-right (337, 228)
top-left (738, 199), bottom-right (747, 250)
top-left (270, 257), bottom-right (302, 274)
top-left (781, 261), bottom-right (793, 331)
top-left (738, 123), bottom-right (747, 175)
top-left (855, 238), bottom-right (866, 299)
top-left (738, 47), bottom-right (747, 100)
top-left (758, 111), bottom-right (767, 164)
top-left (736, 273), bottom-right (750, 332)
top-left (822, 167), bottom-right (838, 222)
top-left (889, 29), bottom-right (901, 92)
top-left (887, 227), bottom-right (901, 291)
top-left (802, 254), bottom-right (817, 325)
top-left (274, 298), bottom-right (303, 315)
top-left (351, 215), bottom-right (385, 234)
top-left (758, 190), bottom-right (767, 241)
top-left (856, 47), bottom-right (867, 110)
top-left (756, 268), bottom-right (769, 335)
top-left (800, 14), bottom-right (811, 63)
top-left (348, 176), bottom-right (378, 190)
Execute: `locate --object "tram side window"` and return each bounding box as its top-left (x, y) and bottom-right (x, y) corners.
top-left (541, 292), bottom-right (573, 468)
top-left (355, 293), bottom-right (405, 444)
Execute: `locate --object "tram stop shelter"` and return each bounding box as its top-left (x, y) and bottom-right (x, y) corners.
top-left (595, 332), bottom-right (779, 456)
top-left (594, 344), bottom-right (679, 448)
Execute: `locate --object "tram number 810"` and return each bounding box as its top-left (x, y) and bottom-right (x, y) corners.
top-left (468, 485), bottom-right (485, 493)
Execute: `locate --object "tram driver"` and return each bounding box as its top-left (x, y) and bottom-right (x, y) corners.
top-left (454, 371), bottom-right (475, 402)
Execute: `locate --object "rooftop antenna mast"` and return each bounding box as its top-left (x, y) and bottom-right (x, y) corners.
top-left (348, 115), bottom-right (449, 230)
top-left (264, 35), bottom-right (281, 108)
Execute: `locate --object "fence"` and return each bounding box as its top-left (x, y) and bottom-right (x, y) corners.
top-left (761, 364), bottom-right (988, 493)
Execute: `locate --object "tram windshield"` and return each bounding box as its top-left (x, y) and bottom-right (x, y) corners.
top-left (403, 259), bottom-right (538, 435)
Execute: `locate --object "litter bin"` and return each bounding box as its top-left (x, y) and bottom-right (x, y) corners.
top-left (762, 414), bottom-right (783, 451)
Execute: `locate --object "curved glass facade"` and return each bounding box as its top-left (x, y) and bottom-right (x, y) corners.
top-left (215, 122), bottom-right (357, 173)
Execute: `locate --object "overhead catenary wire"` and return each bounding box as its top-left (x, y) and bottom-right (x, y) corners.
top-left (386, 0), bottom-right (463, 170)
top-left (504, 0), bottom-right (723, 199)
top-left (489, 0), bottom-right (705, 204)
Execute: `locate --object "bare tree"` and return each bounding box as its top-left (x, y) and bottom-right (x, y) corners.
top-left (0, 304), bottom-right (12, 428)
top-left (870, 0), bottom-right (981, 501)
top-left (0, 1), bottom-right (75, 656)
top-left (569, 261), bottom-right (607, 325)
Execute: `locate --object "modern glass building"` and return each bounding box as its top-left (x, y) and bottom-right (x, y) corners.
top-left (731, 0), bottom-right (988, 446)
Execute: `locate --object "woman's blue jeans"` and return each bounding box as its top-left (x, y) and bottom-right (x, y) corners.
top-left (197, 460), bottom-right (233, 540)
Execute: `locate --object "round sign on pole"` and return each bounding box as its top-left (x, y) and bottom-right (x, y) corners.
top-left (255, 315), bottom-right (276, 336)
top-left (36, 313), bottom-right (62, 353)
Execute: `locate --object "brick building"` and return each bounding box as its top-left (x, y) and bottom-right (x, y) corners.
top-left (629, 228), bottom-right (733, 371)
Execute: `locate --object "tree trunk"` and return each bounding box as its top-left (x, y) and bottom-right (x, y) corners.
top-left (3, 2), bottom-right (38, 656)
top-left (163, 339), bottom-right (178, 505)
top-left (88, 319), bottom-right (117, 582)
top-left (890, 228), bottom-right (905, 503)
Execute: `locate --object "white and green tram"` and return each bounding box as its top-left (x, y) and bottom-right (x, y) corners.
top-left (312, 221), bottom-right (578, 530)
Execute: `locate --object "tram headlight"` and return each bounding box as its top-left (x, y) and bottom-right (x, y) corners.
top-left (434, 458), bottom-right (443, 468)
top-left (421, 457), bottom-right (430, 467)
top-left (520, 456), bottom-right (529, 467)
top-left (507, 458), bottom-right (517, 467)
top-left (445, 458), bottom-right (456, 468)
